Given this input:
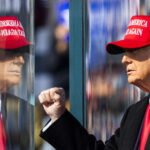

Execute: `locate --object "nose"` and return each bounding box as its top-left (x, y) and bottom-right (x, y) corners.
top-left (14, 55), bottom-right (25, 64)
top-left (121, 53), bottom-right (131, 64)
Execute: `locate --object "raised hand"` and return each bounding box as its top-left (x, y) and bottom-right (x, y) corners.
top-left (39, 87), bottom-right (66, 121)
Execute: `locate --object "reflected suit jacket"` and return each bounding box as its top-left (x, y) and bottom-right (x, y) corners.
top-left (40, 95), bottom-right (150, 150)
top-left (1, 93), bottom-right (33, 150)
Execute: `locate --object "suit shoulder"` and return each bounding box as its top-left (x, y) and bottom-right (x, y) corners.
top-left (126, 95), bottom-right (149, 114)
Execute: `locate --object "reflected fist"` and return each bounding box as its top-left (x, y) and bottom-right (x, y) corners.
top-left (38, 87), bottom-right (65, 121)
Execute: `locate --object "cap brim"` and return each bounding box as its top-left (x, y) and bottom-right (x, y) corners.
top-left (0, 39), bottom-right (32, 50)
top-left (106, 39), bottom-right (150, 54)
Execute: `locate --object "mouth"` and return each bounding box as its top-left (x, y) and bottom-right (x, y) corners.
top-left (126, 69), bottom-right (135, 74)
top-left (9, 71), bottom-right (22, 74)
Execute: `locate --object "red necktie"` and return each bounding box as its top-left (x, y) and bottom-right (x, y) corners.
top-left (0, 113), bottom-right (6, 150)
top-left (139, 104), bottom-right (150, 150)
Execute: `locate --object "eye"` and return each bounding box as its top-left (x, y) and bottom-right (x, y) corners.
top-left (125, 49), bottom-right (138, 53)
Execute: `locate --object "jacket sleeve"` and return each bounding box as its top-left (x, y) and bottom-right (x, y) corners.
top-left (39, 109), bottom-right (128, 150)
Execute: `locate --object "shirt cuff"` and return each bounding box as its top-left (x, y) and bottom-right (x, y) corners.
top-left (42, 119), bottom-right (55, 132)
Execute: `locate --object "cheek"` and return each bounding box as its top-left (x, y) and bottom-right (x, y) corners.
top-left (133, 63), bottom-right (145, 78)
top-left (0, 67), bottom-right (6, 79)
top-left (138, 64), bottom-right (150, 79)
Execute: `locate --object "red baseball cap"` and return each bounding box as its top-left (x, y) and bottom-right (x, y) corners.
top-left (0, 16), bottom-right (32, 50)
top-left (106, 15), bottom-right (150, 54)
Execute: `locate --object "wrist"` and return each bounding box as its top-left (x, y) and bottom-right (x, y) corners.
top-left (50, 108), bottom-right (65, 121)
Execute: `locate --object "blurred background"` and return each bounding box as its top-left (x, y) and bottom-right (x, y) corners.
top-left (0, 0), bottom-right (150, 150)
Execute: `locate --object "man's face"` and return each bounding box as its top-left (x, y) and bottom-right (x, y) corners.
top-left (121, 46), bottom-right (150, 92)
top-left (0, 50), bottom-right (25, 91)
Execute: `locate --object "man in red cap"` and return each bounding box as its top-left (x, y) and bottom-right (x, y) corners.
top-left (0, 16), bottom-right (32, 150)
top-left (39, 15), bottom-right (150, 150)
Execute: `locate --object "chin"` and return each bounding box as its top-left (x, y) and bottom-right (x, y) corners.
top-left (127, 76), bottom-right (140, 85)
top-left (7, 77), bottom-right (21, 86)
top-left (128, 77), bottom-right (146, 90)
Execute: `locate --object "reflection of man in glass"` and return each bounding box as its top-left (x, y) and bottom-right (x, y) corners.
top-left (0, 51), bottom-right (25, 93)
top-left (39, 16), bottom-right (150, 150)
top-left (0, 49), bottom-right (26, 150)
top-left (0, 16), bottom-right (31, 150)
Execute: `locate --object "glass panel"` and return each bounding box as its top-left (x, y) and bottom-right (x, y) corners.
top-left (0, 0), bottom-right (34, 150)
top-left (86, 0), bottom-right (149, 141)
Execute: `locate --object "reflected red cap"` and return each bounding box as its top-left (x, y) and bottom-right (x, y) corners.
top-left (106, 16), bottom-right (150, 54)
top-left (0, 16), bottom-right (32, 50)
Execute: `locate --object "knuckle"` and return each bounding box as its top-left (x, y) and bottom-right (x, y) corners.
top-left (41, 91), bottom-right (45, 96)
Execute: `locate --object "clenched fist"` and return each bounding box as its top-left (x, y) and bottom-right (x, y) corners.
top-left (38, 87), bottom-right (66, 121)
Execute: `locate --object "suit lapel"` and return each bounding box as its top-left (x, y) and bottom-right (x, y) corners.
top-left (122, 96), bottom-right (149, 150)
